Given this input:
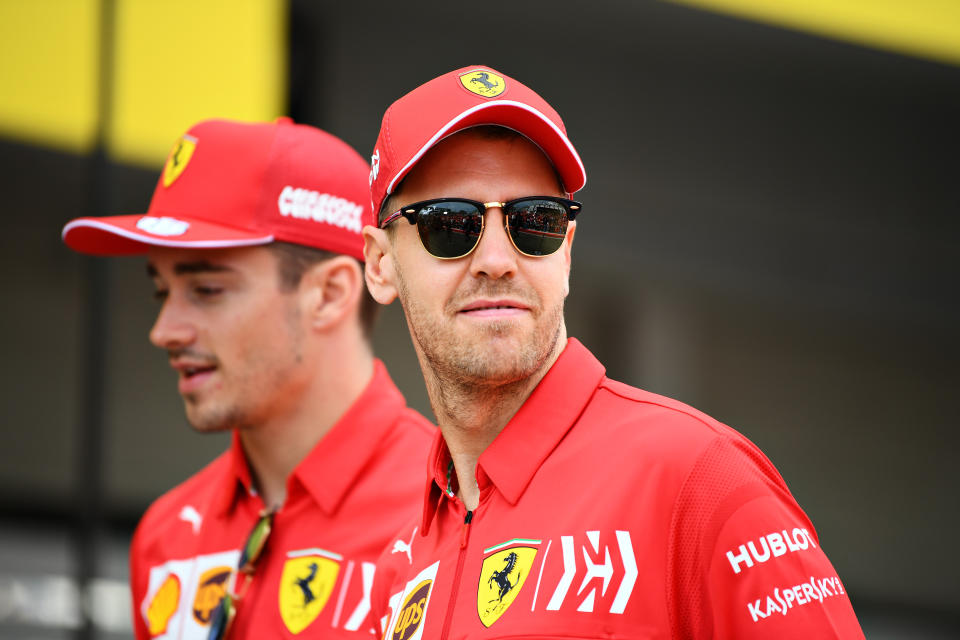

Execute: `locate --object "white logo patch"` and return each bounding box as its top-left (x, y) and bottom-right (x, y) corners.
top-left (544, 530), bottom-right (637, 614)
top-left (178, 505), bottom-right (202, 534)
top-left (277, 186), bottom-right (363, 232)
top-left (136, 216), bottom-right (190, 236)
top-left (369, 149), bottom-right (380, 185)
top-left (391, 527), bottom-right (417, 565)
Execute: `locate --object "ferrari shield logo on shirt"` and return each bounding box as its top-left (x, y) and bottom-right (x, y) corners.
top-left (386, 561), bottom-right (439, 640)
top-left (162, 133), bottom-right (198, 187)
top-left (459, 70), bottom-right (506, 98)
top-left (279, 549), bottom-right (342, 634)
top-left (192, 566), bottom-right (231, 625)
top-left (146, 574), bottom-right (180, 636)
top-left (477, 540), bottom-right (540, 628)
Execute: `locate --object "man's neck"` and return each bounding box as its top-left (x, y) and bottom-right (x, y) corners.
top-left (426, 334), bottom-right (567, 511)
top-left (239, 342), bottom-right (374, 509)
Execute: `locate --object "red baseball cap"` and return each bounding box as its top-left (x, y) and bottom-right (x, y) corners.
top-left (369, 65), bottom-right (586, 218)
top-left (62, 117), bottom-right (372, 261)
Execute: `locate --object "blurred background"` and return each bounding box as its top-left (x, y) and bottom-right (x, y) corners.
top-left (1, 0), bottom-right (958, 638)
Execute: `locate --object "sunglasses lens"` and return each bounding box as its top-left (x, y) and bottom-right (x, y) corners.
top-left (416, 201), bottom-right (484, 259)
top-left (207, 594), bottom-right (235, 640)
top-left (238, 513), bottom-right (272, 573)
top-left (506, 199), bottom-right (570, 256)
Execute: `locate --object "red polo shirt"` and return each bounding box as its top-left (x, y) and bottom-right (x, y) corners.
top-left (130, 360), bottom-right (434, 639)
top-left (369, 340), bottom-right (864, 639)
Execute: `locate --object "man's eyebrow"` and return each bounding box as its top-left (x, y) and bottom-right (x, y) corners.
top-left (145, 261), bottom-right (234, 277)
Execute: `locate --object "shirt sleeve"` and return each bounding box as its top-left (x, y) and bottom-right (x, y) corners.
top-left (667, 433), bottom-right (864, 639)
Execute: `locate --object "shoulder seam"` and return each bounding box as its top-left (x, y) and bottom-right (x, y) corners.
top-left (597, 381), bottom-right (728, 437)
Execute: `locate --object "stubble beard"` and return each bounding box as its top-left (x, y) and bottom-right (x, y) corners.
top-left (179, 301), bottom-right (305, 434)
top-left (396, 267), bottom-right (565, 398)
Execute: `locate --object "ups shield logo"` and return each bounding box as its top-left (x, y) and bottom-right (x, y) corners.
top-left (162, 134), bottom-right (198, 187)
top-left (279, 555), bottom-right (340, 633)
top-left (192, 566), bottom-right (231, 625)
top-left (392, 579), bottom-right (432, 640)
top-left (459, 70), bottom-right (506, 98)
top-left (477, 545), bottom-right (538, 627)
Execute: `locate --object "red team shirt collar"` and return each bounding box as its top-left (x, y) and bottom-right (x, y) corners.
top-left (422, 338), bottom-right (606, 532)
top-left (213, 359), bottom-right (408, 516)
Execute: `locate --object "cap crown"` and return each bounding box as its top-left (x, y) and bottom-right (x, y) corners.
top-left (369, 66), bottom-right (585, 217)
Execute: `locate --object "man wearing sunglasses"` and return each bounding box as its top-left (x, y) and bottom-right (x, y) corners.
top-left (62, 117), bottom-right (434, 639)
top-left (362, 66), bottom-right (864, 639)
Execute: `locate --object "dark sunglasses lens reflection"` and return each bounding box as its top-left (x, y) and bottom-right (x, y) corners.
top-left (417, 201), bottom-right (484, 259)
top-left (506, 199), bottom-right (569, 256)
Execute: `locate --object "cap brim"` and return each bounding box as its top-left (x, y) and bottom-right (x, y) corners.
top-left (387, 100), bottom-right (587, 198)
top-left (62, 214), bottom-right (274, 256)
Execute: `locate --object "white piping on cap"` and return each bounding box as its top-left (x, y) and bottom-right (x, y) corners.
top-left (62, 218), bottom-right (274, 250)
top-left (385, 100), bottom-right (587, 197)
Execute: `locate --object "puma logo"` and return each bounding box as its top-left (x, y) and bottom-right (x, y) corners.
top-left (179, 505), bottom-right (202, 534)
top-left (390, 527), bottom-right (417, 564)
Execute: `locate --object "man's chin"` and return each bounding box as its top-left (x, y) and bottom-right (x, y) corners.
top-left (184, 403), bottom-right (237, 433)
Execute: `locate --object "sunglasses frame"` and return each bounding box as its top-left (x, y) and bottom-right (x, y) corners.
top-left (380, 196), bottom-right (582, 260)
top-left (207, 508), bottom-right (275, 640)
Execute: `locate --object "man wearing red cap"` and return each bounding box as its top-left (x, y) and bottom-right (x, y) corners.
top-left (62, 117), bottom-right (434, 639)
top-left (361, 67), bottom-right (864, 639)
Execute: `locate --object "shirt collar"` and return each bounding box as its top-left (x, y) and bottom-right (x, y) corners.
top-left (421, 338), bottom-right (605, 533)
top-left (212, 430), bottom-right (256, 517)
top-left (293, 359), bottom-right (409, 515)
top-left (214, 359), bottom-right (409, 517)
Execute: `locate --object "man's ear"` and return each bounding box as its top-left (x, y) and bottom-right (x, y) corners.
top-left (362, 225), bottom-right (398, 305)
top-left (300, 256), bottom-right (363, 331)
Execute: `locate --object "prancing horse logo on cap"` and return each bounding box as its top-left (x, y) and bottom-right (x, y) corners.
top-left (163, 134), bottom-right (198, 187)
top-left (460, 70), bottom-right (506, 98)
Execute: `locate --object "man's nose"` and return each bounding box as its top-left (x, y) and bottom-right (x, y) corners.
top-left (148, 298), bottom-right (197, 350)
top-left (468, 208), bottom-right (518, 280)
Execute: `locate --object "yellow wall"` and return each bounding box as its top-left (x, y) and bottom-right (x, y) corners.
top-left (670, 0), bottom-right (960, 67)
top-left (0, 0), bottom-right (286, 165)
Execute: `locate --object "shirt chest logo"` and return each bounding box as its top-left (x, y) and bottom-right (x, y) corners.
top-left (477, 540), bottom-right (540, 628)
top-left (384, 561), bottom-right (440, 640)
top-left (279, 548), bottom-right (342, 634)
top-left (145, 574), bottom-right (180, 636)
top-left (192, 566), bottom-right (231, 625)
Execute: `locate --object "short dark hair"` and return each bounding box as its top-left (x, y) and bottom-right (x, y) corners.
top-left (267, 241), bottom-right (380, 340)
top-left (378, 125), bottom-right (566, 223)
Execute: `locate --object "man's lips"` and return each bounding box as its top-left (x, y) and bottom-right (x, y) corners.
top-left (458, 299), bottom-right (530, 318)
top-left (169, 359), bottom-right (218, 393)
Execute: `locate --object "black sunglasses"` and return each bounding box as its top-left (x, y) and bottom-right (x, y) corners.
top-left (379, 196), bottom-right (582, 259)
top-left (207, 509), bottom-right (274, 640)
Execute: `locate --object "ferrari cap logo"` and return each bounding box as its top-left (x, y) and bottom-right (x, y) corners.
top-left (162, 133), bottom-right (198, 187)
top-left (145, 574), bottom-right (180, 636)
top-left (477, 540), bottom-right (539, 627)
top-left (279, 551), bottom-right (341, 634)
top-left (459, 70), bottom-right (506, 98)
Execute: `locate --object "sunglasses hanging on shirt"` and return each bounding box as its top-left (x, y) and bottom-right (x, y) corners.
top-left (207, 508), bottom-right (275, 640)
